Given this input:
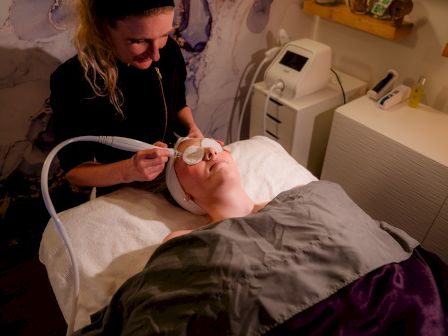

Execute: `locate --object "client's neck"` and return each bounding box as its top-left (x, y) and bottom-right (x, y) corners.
top-left (203, 188), bottom-right (257, 223)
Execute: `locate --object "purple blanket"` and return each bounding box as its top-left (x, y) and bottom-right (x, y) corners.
top-left (268, 247), bottom-right (448, 336)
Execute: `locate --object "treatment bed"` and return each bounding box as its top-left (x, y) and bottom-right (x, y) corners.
top-left (39, 136), bottom-right (448, 335)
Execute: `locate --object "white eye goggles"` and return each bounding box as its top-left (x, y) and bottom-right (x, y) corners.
top-left (181, 138), bottom-right (223, 165)
top-left (165, 137), bottom-right (223, 215)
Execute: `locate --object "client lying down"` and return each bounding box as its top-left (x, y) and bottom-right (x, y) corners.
top-left (74, 138), bottom-right (447, 335)
top-left (163, 137), bottom-right (269, 241)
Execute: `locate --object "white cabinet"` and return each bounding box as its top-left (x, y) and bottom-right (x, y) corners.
top-left (249, 70), bottom-right (366, 177)
top-left (321, 95), bottom-right (448, 262)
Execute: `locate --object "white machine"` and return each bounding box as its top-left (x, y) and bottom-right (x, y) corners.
top-left (264, 39), bottom-right (332, 99)
top-left (250, 46), bottom-right (367, 177)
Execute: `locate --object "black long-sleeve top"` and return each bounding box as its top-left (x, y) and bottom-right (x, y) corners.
top-left (50, 37), bottom-right (188, 174)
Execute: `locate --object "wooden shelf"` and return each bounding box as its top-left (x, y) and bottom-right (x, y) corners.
top-left (303, 0), bottom-right (413, 40)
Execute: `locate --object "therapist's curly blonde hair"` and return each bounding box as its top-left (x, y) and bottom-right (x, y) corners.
top-left (74, 0), bottom-right (172, 116)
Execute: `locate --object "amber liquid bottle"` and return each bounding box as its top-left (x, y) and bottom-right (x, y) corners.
top-left (408, 76), bottom-right (426, 108)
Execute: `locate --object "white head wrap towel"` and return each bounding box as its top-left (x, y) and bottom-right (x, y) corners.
top-left (165, 137), bottom-right (206, 215)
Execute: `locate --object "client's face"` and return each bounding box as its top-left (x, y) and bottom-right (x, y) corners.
top-left (174, 138), bottom-right (240, 199)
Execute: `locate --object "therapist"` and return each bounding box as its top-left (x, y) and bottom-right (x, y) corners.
top-left (50, 0), bottom-right (203, 197)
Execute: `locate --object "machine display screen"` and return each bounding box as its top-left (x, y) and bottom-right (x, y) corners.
top-left (279, 51), bottom-right (308, 72)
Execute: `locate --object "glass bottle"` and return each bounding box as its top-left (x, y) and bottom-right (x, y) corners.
top-left (408, 76), bottom-right (426, 108)
top-left (348, 0), bottom-right (371, 14)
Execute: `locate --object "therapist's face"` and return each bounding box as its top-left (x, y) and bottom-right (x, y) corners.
top-left (174, 139), bottom-right (240, 200)
top-left (107, 9), bottom-right (174, 70)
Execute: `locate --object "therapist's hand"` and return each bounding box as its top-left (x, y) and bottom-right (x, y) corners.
top-left (129, 142), bottom-right (170, 182)
top-left (65, 141), bottom-right (171, 187)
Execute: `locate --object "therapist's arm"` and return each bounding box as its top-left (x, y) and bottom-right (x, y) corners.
top-left (65, 148), bottom-right (170, 187)
top-left (178, 106), bottom-right (204, 138)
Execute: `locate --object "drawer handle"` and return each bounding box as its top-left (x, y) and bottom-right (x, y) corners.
top-left (269, 97), bottom-right (282, 106)
top-left (265, 130), bottom-right (279, 140)
top-left (266, 113), bottom-right (281, 124)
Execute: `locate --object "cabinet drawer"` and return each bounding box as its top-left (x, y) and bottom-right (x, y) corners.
top-left (250, 89), bottom-right (296, 151)
top-left (265, 104), bottom-right (295, 150)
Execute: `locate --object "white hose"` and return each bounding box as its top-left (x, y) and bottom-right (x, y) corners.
top-left (41, 135), bottom-right (176, 335)
top-left (41, 136), bottom-right (99, 335)
top-left (263, 81), bottom-right (285, 137)
top-left (236, 47), bottom-right (281, 141)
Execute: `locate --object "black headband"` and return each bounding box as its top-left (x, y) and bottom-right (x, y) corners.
top-left (95, 0), bottom-right (175, 19)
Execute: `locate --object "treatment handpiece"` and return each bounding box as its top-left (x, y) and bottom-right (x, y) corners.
top-left (99, 136), bottom-right (182, 157)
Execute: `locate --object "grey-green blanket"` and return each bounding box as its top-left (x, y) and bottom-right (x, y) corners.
top-left (76, 181), bottom-right (418, 336)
